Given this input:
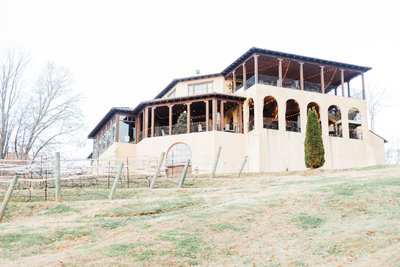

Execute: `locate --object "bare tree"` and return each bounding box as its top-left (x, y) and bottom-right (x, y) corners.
top-left (12, 63), bottom-right (83, 160)
top-left (0, 48), bottom-right (28, 159)
top-left (365, 83), bottom-right (390, 131)
top-left (351, 83), bottom-right (390, 131)
top-left (385, 136), bottom-right (400, 164)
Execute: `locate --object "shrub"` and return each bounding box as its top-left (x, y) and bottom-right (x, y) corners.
top-left (304, 107), bottom-right (325, 168)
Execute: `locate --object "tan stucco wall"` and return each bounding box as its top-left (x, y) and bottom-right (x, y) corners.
top-left (99, 83), bottom-right (385, 173)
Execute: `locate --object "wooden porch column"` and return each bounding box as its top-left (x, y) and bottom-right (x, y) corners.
top-left (212, 99), bottom-right (217, 131)
top-left (151, 107), bottom-right (154, 137)
top-left (254, 54), bottom-right (259, 84)
top-left (136, 114), bottom-right (140, 142)
top-left (361, 73), bottom-right (366, 100)
top-left (242, 63), bottom-right (247, 90)
top-left (187, 103), bottom-right (191, 134)
top-left (144, 108), bottom-right (148, 138)
top-left (320, 66), bottom-right (325, 93)
top-left (232, 70), bottom-right (236, 91)
top-left (220, 101), bottom-right (225, 131)
top-left (205, 100), bottom-right (209, 131)
top-left (299, 62), bottom-right (304, 90)
top-left (278, 58), bottom-right (283, 87)
top-left (168, 105), bottom-right (172, 135)
top-left (238, 103), bottom-right (243, 133)
top-left (340, 69), bottom-right (345, 97)
top-left (115, 114), bottom-right (119, 142)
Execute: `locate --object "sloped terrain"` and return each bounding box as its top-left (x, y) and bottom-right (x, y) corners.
top-left (0, 165), bottom-right (399, 266)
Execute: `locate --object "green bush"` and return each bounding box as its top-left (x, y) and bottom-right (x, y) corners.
top-left (304, 107), bottom-right (325, 168)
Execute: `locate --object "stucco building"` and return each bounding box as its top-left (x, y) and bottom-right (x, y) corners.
top-left (88, 47), bottom-right (386, 173)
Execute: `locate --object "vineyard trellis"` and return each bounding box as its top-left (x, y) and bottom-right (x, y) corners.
top-left (0, 149), bottom-right (248, 203)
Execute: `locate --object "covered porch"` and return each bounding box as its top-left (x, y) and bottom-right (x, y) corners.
top-left (223, 48), bottom-right (370, 99)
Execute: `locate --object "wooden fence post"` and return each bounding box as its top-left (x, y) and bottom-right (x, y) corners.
top-left (150, 152), bottom-right (165, 189)
top-left (55, 152), bottom-right (62, 202)
top-left (178, 159), bottom-right (190, 188)
top-left (237, 155), bottom-right (248, 178)
top-left (0, 175), bottom-right (19, 222)
top-left (108, 163), bottom-right (124, 200)
top-left (210, 146), bottom-right (221, 178)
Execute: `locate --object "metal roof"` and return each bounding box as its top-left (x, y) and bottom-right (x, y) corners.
top-left (221, 47), bottom-right (372, 76)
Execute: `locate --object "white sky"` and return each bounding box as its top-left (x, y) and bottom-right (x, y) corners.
top-left (1, 0), bottom-right (399, 156)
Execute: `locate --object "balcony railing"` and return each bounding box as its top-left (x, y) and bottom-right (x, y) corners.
top-left (286, 121), bottom-right (300, 132)
top-left (264, 121), bottom-right (278, 130)
top-left (154, 126), bottom-right (170, 137)
top-left (236, 74), bottom-right (337, 94)
top-left (190, 122), bottom-right (207, 133)
top-left (248, 120), bottom-right (255, 131)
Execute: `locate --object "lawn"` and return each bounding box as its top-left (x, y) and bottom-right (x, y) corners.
top-left (0, 165), bottom-right (399, 266)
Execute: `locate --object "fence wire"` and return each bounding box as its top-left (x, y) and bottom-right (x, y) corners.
top-left (0, 154), bottom-right (244, 202)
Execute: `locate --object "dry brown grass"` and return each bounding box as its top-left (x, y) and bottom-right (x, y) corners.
top-left (0, 165), bottom-right (399, 266)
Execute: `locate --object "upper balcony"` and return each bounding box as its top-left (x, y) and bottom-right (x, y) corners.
top-left (222, 47), bottom-right (370, 99)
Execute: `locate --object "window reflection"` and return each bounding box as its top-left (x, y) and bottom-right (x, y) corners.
top-left (118, 116), bottom-right (135, 143)
top-left (188, 82), bottom-right (213, 96)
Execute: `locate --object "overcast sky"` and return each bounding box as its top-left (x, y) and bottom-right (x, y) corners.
top-left (1, 0), bottom-right (399, 156)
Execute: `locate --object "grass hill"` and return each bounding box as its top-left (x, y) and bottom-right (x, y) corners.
top-left (0, 165), bottom-right (399, 266)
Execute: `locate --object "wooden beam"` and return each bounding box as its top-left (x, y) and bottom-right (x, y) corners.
top-left (320, 66), bottom-right (325, 93)
top-left (169, 105), bottom-right (172, 135)
top-left (299, 62), bottom-right (304, 90)
top-left (205, 100), bottom-right (209, 131)
top-left (187, 103), bottom-right (191, 134)
top-left (212, 99), bottom-right (217, 131)
top-left (220, 101), bottom-right (224, 131)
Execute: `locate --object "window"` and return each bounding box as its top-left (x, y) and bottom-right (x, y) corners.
top-left (188, 82), bottom-right (213, 96)
top-left (101, 131), bottom-right (106, 153)
top-left (167, 89), bottom-right (176, 98)
top-left (118, 116), bottom-right (135, 143)
top-left (166, 143), bottom-right (191, 165)
top-left (111, 118), bottom-right (116, 143)
top-left (93, 139), bottom-right (98, 158)
top-left (106, 125), bottom-right (111, 148)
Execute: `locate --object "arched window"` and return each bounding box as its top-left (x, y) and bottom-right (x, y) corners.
top-left (286, 99), bottom-right (300, 132)
top-left (348, 108), bottom-right (362, 139)
top-left (166, 143), bottom-right (191, 165)
top-left (328, 105), bottom-right (342, 137)
top-left (263, 96), bottom-right (278, 130)
top-left (248, 98), bottom-right (255, 131)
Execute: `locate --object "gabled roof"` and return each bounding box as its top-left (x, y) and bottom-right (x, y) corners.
top-left (221, 47), bottom-right (372, 76)
top-left (154, 73), bottom-right (222, 99)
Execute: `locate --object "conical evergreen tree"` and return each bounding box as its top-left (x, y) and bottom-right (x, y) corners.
top-left (174, 112), bottom-right (188, 134)
top-left (304, 107), bottom-right (325, 168)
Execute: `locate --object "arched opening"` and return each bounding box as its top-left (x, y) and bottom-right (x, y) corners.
top-left (166, 143), bottom-right (192, 177)
top-left (328, 105), bottom-right (342, 137)
top-left (286, 99), bottom-right (300, 132)
top-left (307, 102), bottom-right (321, 129)
top-left (263, 96), bottom-right (278, 130)
top-left (248, 98), bottom-right (255, 131)
top-left (348, 108), bottom-right (362, 139)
